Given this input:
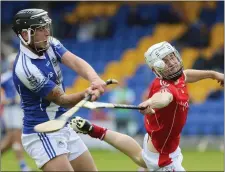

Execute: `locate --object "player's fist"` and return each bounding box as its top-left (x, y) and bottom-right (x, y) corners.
top-left (85, 87), bottom-right (101, 101)
top-left (138, 100), bottom-right (155, 115)
top-left (91, 78), bottom-right (106, 95)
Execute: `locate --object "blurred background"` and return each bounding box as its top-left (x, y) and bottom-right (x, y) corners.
top-left (1, 1), bottom-right (224, 171)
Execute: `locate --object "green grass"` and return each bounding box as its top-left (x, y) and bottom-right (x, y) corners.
top-left (1, 149), bottom-right (224, 171)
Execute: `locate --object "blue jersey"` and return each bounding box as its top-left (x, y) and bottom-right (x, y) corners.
top-left (1, 71), bottom-right (17, 101)
top-left (13, 37), bottom-right (68, 134)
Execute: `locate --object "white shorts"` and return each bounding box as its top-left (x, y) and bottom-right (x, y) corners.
top-left (22, 125), bottom-right (88, 168)
top-left (3, 105), bottom-right (23, 129)
top-left (142, 133), bottom-right (185, 171)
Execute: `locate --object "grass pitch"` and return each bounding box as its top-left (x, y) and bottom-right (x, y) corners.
top-left (1, 149), bottom-right (224, 171)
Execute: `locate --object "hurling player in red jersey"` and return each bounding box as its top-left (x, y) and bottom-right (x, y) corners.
top-left (70, 41), bottom-right (224, 171)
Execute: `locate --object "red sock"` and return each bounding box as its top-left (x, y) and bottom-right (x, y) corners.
top-left (89, 124), bottom-right (107, 140)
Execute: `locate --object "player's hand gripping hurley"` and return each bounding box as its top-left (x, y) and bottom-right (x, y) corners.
top-left (34, 79), bottom-right (118, 133)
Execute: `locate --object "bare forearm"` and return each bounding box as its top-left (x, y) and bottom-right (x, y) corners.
top-left (45, 86), bottom-right (85, 108)
top-left (104, 130), bottom-right (147, 168)
top-left (148, 91), bottom-right (173, 109)
top-left (139, 90), bottom-right (173, 114)
top-left (184, 69), bottom-right (216, 83)
top-left (60, 92), bottom-right (85, 108)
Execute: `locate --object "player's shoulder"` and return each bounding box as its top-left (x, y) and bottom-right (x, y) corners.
top-left (153, 78), bottom-right (170, 89)
top-left (149, 78), bottom-right (173, 95)
top-left (14, 52), bottom-right (42, 79)
top-left (50, 37), bottom-right (63, 47)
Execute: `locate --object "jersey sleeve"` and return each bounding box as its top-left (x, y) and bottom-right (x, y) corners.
top-left (15, 62), bottom-right (57, 98)
top-left (50, 37), bottom-right (68, 62)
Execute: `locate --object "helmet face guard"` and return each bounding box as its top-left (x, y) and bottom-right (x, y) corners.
top-left (30, 22), bottom-right (53, 52)
top-left (12, 9), bottom-right (53, 53)
top-left (145, 41), bottom-right (183, 81)
top-left (156, 53), bottom-right (183, 81)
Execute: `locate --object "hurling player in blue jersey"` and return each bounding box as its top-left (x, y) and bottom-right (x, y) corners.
top-left (1, 64), bottom-right (31, 172)
top-left (12, 9), bottom-right (106, 171)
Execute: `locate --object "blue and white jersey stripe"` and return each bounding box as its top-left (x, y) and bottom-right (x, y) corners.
top-left (13, 37), bottom-right (68, 134)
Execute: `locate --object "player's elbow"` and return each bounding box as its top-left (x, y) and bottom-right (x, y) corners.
top-left (166, 92), bottom-right (173, 103)
top-left (48, 94), bottom-right (73, 108)
top-left (161, 92), bottom-right (173, 107)
top-left (57, 95), bottom-right (73, 108)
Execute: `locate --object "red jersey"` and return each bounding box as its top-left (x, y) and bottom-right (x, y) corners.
top-left (144, 74), bottom-right (189, 155)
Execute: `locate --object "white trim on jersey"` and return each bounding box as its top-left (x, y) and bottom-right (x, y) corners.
top-left (15, 52), bottom-right (47, 93)
top-left (40, 98), bottom-right (44, 111)
top-left (47, 46), bottom-right (63, 85)
top-left (160, 80), bottom-right (170, 87)
top-left (20, 43), bottom-right (46, 59)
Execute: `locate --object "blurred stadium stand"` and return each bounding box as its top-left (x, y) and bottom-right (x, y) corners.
top-left (1, 1), bottom-right (224, 137)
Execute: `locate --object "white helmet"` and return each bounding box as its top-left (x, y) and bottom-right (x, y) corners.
top-left (144, 41), bottom-right (183, 80)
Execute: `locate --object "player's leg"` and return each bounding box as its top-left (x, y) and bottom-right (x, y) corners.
top-left (1, 106), bottom-right (14, 154)
top-left (0, 129), bottom-right (13, 154)
top-left (5, 106), bottom-right (31, 171)
top-left (70, 150), bottom-right (97, 171)
top-left (66, 126), bottom-right (97, 171)
top-left (22, 131), bottom-right (76, 171)
top-left (12, 129), bottom-right (31, 171)
top-left (41, 153), bottom-right (74, 171)
top-left (70, 116), bottom-right (147, 168)
top-left (104, 130), bottom-right (147, 167)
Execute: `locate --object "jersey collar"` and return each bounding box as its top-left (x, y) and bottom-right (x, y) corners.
top-left (20, 42), bottom-right (46, 59)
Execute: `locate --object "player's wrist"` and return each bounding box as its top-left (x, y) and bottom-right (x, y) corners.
top-left (211, 71), bottom-right (218, 80)
top-left (89, 75), bottom-right (101, 83)
top-left (89, 124), bottom-right (108, 140)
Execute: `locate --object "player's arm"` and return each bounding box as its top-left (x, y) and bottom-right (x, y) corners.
top-left (184, 69), bottom-right (224, 86)
top-left (139, 89), bottom-right (173, 115)
top-left (45, 85), bottom-right (100, 108)
top-left (51, 38), bottom-right (105, 97)
top-left (15, 60), bottom-right (100, 108)
top-left (61, 51), bottom-right (102, 83)
top-left (61, 51), bottom-right (106, 97)
top-left (45, 85), bottom-right (85, 108)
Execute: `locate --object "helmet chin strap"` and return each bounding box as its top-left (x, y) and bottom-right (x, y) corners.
top-left (18, 29), bottom-right (31, 45)
top-left (163, 67), bottom-right (183, 81)
top-left (153, 66), bottom-right (183, 81)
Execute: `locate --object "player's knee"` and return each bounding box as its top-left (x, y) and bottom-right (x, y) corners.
top-left (12, 142), bottom-right (23, 152)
